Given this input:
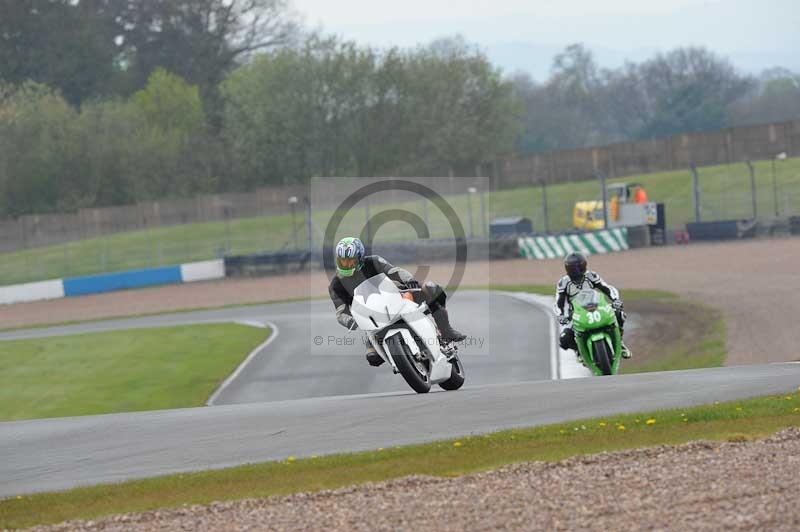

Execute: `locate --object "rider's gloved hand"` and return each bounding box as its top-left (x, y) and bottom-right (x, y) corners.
top-left (612, 299), bottom-right (624, 311)
top-left (344, 316), bottom-right (357, 330)
top-left (405, 279), bottom-right (421, 290)
top-left (558, 315), bottom-right (570, 326)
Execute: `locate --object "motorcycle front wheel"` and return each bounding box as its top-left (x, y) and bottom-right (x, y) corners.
top-left (592, 339), bottom-right (614, 376)
top-left (386, 334), bottom-right (431, 393)
top-left (438, 356), bottom-right (465, 391)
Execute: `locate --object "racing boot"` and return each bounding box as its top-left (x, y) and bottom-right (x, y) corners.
top-left (620, 339), bottom-right (632, 359)
top-left (365, 343), bottom-right (384, 367)
top-left (432, 307), bottom-right (467, 343)
top-left (367, 342), bottom-right (385, 368)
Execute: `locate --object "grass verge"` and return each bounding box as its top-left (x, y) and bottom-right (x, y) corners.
top-left (0, 323), bottom-right (271, 421)
top-left (3, 393), bottom-right (799, 529)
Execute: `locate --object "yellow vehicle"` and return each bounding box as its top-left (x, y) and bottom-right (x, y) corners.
top-left (573, 183), bottom-right (649, 230)
top-left (573, 200), bottom-right (607, 230)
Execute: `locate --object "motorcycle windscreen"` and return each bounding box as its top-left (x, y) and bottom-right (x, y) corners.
top-left (351, 273), bottom-right (406, 329)
top-left (573, 288), bottom-right (600, 309)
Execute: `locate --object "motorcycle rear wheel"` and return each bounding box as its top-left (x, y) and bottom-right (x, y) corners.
top-left (386, 334), bottom-right (431, 393)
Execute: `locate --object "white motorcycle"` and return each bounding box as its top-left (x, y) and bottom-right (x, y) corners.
top-left (350, 273), bottom-right (465, 393)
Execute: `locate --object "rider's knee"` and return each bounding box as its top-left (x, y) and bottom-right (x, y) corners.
top-left (423, 281), bottom-right (446, 306)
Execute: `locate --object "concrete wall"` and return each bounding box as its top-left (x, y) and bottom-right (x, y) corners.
top-left (0, 259), bottom-right (225, 305)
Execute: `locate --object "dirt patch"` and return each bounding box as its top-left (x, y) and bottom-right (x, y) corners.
top-left (2, 238), bottom-right (798, 365)
top-left (623, 298), bottom-right (725, 372)
top-left (32, 428), bottom-right (800, 531)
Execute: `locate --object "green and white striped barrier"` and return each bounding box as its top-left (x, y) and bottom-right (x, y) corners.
top-left (518, 228), bottom-right (629, 260)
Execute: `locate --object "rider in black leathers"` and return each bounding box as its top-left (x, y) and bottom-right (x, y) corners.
top-left (554, 252), bottom-right (632, 359)
top-left (329, 237), bottom-right (466, 367)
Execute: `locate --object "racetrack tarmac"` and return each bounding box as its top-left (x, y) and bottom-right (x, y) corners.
top-left (0, 290), bottom-right (553, 404)
top-left (2, 363), bottom-right (799, 497)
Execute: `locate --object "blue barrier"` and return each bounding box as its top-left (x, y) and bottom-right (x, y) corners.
top-left (63, 266), bottom-right (182, 297)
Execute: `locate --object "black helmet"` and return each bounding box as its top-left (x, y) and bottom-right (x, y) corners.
top-left (564, 252), bottom-right (587, 283)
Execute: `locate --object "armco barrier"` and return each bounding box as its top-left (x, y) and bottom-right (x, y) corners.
top-left (63, 266), bottom-right (183, 297)
top-left (0, 279), bottom-right (64, 305)
top-left (0, 259), bottom-right (225, 305)
top-left (686, 220), bottom-right (757, 241)
top-left (180, 259), bottom-right (226, 283)
top-left (518, 228), bottom-right (629, 260)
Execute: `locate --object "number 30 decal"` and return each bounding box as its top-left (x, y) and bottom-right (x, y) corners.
top-left (586, 311), bottom-right (602, 324)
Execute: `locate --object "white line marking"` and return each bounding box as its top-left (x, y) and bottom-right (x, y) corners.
top-left (236, 320), bottom-right (268, 329)
top-left (503, 292), bottom-right (560, 380)
top-left (504, 292), bottom-right (593, 380)
top-left (206, 321), bottom-right (280, 406)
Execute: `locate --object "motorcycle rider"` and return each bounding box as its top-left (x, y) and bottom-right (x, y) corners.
top-left (554, 252), bottom-right (632, 360)
top-left (329, 237), bottom-right (467, 367)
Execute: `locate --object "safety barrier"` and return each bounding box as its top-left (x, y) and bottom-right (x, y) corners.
top-left (518, 228), bottom-right (629, 260)
top-left (0, 259), bottom-right (225, 305)
top-left (0, 279), bottom-right (65, 306)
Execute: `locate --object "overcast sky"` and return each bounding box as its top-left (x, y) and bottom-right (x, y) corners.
top-left (292, 0), bottom-right (800, 78)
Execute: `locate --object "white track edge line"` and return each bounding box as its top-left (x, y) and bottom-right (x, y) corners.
top-left (206, 320), bottom-right (280, 406)
top-left (501, 292), bottom-right (560, 380)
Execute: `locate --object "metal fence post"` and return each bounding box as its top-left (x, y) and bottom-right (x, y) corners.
top-left (364, 198), bottom-right (371, 243)
top-left (746, 161), bottom-right (757, 219)
top-left (595, 171), bottom-right (608, 229)
top-left (466, 188), bottom-right (475, 238)
top-left (691, 164), bottom-right (701, 223)
top-left (288, 196), bottom-right (299, 249)
top-left (771, 152), bottom-right (787, 217)
top-left (304, 196), bottom-right (313, 254)
top-left (479, 189), bottom-right (487, 237)
top-left (540, 180), bottom-right (550, 234)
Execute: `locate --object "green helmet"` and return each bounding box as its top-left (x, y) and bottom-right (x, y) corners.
top-left (335, 237), bottom-right (365, 277)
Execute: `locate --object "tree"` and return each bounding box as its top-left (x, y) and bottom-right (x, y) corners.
top-left (398, 36), bottom-right (520, 176)
top-left (0, 0), bottom-right (123, 104)
top-left (116, 0), bottom-right (300, 123)
top-left (125, 69), bottom-right (216, 199)
top-left (221, 35), bottom-right (520, 185)
top-left (634, 47), bottom-right (754, 138)
top-left (0, 82), bottom-right (83, 216)
top-left (728, 67), bottom-right (800, 125)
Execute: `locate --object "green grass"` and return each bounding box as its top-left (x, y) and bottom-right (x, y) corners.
top-left (3, 392), bottom-right (799, 529)
top-left (0, 324), bottom-right (270, 421)
top-left (1, 157), bottom-right (798, 286)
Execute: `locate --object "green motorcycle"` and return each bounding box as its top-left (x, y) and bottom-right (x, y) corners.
top-left (570, 288), bottom-right (622, 376)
